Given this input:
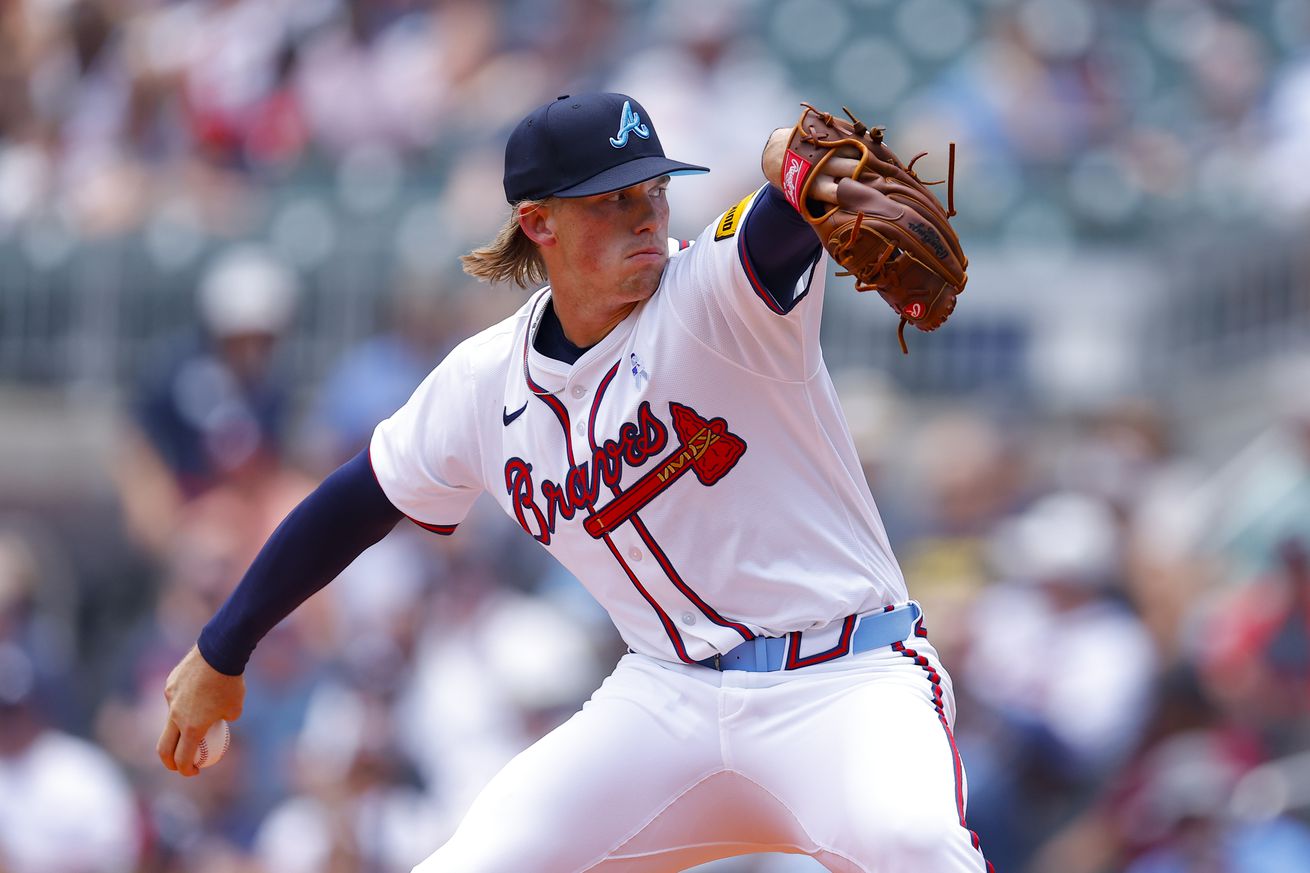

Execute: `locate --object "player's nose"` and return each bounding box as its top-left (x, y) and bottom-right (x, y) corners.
top-left (630, 191), bottom-right (661, 235)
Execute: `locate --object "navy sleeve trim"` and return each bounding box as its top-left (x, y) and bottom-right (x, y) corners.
top-left (197, 448), bottom-right (404, 676)
top-left (739, 185), bottom-right (822, 314)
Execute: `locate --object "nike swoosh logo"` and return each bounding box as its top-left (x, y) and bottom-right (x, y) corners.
top-left (502, 402), bottom-right (528, 426)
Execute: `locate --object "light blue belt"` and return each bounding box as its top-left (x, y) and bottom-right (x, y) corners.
top-left (699, 602), bottom-right (922, 672)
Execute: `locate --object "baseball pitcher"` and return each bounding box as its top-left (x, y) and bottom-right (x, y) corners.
top-left (158, 92), bottom-right (984, 872)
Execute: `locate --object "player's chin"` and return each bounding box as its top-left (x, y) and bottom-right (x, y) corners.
top-left (623, 254), bottom-right (667, 292)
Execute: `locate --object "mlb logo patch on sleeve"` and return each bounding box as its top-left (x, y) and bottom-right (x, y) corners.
top-left (714, 191), bottom-right (757, 241)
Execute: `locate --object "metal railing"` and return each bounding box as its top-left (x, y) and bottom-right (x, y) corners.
top-left (2, 213), bottom-right (1307, 408)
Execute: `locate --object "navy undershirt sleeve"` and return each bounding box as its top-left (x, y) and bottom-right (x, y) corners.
top-left (741, 185), bottom-right (822, 311)
top-left (197, 448), bottom-right (403, 675)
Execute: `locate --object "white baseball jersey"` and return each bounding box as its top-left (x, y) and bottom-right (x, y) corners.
top-left (371, 187), bottom-right (909, 663)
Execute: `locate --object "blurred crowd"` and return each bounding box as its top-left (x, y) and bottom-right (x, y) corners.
top-left (0, 0), bottom-right (800, 256)
top-left (3, 0), bottom-right (1310, 872)
top-left (0, 0), bottom-right (1306, 252)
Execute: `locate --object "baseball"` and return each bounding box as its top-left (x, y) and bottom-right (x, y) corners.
top-left (193, 719), bottom-right (231, 769)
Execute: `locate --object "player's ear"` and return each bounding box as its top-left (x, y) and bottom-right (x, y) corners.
top-left (517, 201), bottom-right (558, 247)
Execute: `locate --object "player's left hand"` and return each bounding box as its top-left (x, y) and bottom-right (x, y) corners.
top-left (157, 645), bottom-right (245, 777)
top-left (766, 105), bottom-right (967, 354)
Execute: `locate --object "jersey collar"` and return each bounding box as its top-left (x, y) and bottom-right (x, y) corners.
top-left (522, 287), bottom-right (644, 395)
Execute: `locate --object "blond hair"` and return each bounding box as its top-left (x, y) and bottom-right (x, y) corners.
top-left (460, 202), bottom-right (548, 288)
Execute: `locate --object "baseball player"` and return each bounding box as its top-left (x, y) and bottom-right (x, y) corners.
top-left (158, 92), bottom-right (989, 872)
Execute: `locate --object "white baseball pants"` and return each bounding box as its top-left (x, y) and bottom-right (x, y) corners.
top-left (413, 639), bottom-right (991, 872)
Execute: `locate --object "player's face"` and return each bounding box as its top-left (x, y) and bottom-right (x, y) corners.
top-left (550, 176), bottom-right (671, 303)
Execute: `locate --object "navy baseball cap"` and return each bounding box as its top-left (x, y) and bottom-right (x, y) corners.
top-left (503, 92), bottom-right (709, 203)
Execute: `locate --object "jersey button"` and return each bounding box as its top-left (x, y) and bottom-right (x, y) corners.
top-left (681, 612), bottom-right (696, 626)
top-left (627, 547), bottom-right (642, 562)
top-left (571, 385), bottom-right (587, 398)
top-left (576, 420), bottom-right (586, 435)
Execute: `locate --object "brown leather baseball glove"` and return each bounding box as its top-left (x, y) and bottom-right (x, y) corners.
top-left (780, 103), bottom-right (967, 353)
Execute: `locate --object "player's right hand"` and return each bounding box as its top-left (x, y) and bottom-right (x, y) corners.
top-left (157, 645), bottom-right (245, 777)
top-left (761, 126), bottom-right (861, 207)
top-left (805, 155), bottom-right (864, 206)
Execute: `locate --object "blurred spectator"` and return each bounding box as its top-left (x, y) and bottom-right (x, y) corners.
top-left (1183, 17), bottom-right (1268, 131)
top-left (890, 410), bottom-right (1028, 667)
top-left (942, 6), bottom-right (1110, 166)
top-left (0, 647), bottom-right (141, 873)
top-left (0, 524), bottom-right (79, 725)
top-left (293, 0), bottom-right (493, 157)
top-left (115, 243), bottom-right (299, 556)
top-left (896, 410), bottom-right (1026, 551)
top-left (0, 2), bottom-right (31, 141)
top-left (976, 492), bottom-right (1157, 767)
top-left (1054, 400), bottom-right (1174, 515)
top-left (1023, 665), bottom-right (1259, 873)
top-left (29, 0), bottom-right (142, 232)
top-left (1201, 537), bottom-right (1310, 755)
top-left (961, 490), bottom-right (1157, 870)
top-left (1120, 731), bottom-right (1310, 873)
top-left (307, 276), bottom-right (455, 470)
top-left (254, 646), bottom-right (443, 873)
top-left (175, 0), bottom-right (297, 169)
top-left (1264, 55), bottom-right (1310, 214)
top-left (394, 549), bottom-right (604, 820)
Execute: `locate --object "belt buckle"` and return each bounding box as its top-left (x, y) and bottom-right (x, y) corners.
top-left (712, 653), bottom-right (723, 671)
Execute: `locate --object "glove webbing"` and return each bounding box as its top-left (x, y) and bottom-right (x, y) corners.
top-left (826, 108), bottom-right (959, 355)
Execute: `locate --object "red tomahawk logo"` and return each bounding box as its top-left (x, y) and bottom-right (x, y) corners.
top-left (583, 402), bottom-right (746, 539)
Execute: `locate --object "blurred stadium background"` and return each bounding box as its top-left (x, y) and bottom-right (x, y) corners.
top-left (2, 0), bottom-right (1310, 870)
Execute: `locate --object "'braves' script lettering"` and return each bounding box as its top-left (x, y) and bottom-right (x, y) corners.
top-left (506, 401), bottom-right (668, 543)
top-left (505, 457), bottom-right (548, 543)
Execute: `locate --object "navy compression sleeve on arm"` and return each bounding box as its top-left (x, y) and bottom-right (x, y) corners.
top-left (741, 184), bottom-right (822, 311)
top-left (197, 448), bottom-right (403, 675)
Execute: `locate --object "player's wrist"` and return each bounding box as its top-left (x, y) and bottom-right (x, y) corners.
top-left (196, 627), bottom-right (248, 677)
top-left (761, 127), bottom-right (790, 190)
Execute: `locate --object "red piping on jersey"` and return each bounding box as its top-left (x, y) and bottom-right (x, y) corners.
top-left (367, 443), bottom-right (458, 535)
top-left (524, 354), bottom-right (696, 663)
top-left (629, 515), bottom-right (754, 642)
top-left (736, 226), bottom-right (786, 315)
top-left (530, 380), bottom-right (572, 435)
top-left (784, 614), bottom-right (857, 669)
top-left (893, 639), bottom-right (993, 871)
top-left (603, 531), bottom-right (695, 664)
top-left (589, 363), bottom-right (756, 643)
top-left (589, 361), bottom-right (627, 485)
top-left (410, 519), bottom-right (458, 535)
